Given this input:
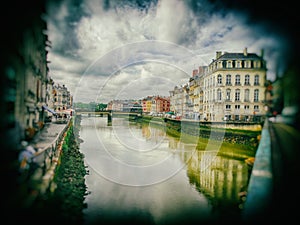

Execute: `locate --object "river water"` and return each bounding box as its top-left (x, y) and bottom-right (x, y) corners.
top-left (79, 116), bottom-right (250, 225)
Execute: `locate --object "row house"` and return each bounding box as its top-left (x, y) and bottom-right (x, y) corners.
top-left (2, 6), bottom-right (73, 145)
top-left (170, 48), bottom-right (267, 122)
top-left (1, 0), bottom-right (76, 151)
top-left (187, 67), bottom-right (206, 120)
top-left (12, 16), bottom-right (52, 141)
top-left (142, 96), bottom-right (152, 113)
top-left (169, 85), bottom-right (185, 116)
top-left (151, 96), bottom-right (170, 113)
top-left (141, 95), bottom-right (170, 114)
top-left (107, 100), bottom-right (122, 111)
top-left (107, 99), bottom-right (142, 112)
top-left (51, 84), bottom-right (73, 112)
top-left (169, 84), bottom-right (194, 118)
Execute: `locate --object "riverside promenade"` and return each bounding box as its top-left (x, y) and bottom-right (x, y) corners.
top-left (17, 119), bottom-right (71, 208)
top-left (242, 119), bottom-right (300, 224)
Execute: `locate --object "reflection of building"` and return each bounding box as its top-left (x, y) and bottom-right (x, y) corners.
top-left (141, 123), bottom-right (166, 142)
top-left (185, 151), bottom-right (249, 212)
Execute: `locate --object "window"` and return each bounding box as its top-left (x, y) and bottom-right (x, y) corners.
top-left (245, 60), bottom-right (251, 68)
top-left (222, 61), bottom-right (227, 68)
top-left (254, 89), bottom-right (259, 102)
top-left (245, 74), bottom-right (250, 85)
top-left (235, 105), bottom-right (240, 109)
top-left (254, 105), bottom-right (259, 111)
top-left (217, 74), bottom-right (222, 85)
top-left (235, 89), bottom-right (240, 101)
top-left (225, 105), bottom-right (231, 110)
top-left (244, 89), bottom-right (250, 102)
top-left (226, 89), bottom-right (231, 101)
top-left (217, 89), bottom-right (222, 101)
top-left (244, 105), bottom-right (249, 109)
top-left (234, 115), bottom-right (240, 120)
top-left (235, 75), bottom-right (241, 85)
top-left (227, 61), bottom-right (232, 68)
top-left (226, 74), bottom-right (231, 85)
top-left (253, 60), bottom-right (261, 68)
top-left (254, 75), bottom-right (259, 85)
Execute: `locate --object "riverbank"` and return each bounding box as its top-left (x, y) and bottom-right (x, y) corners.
top-left (138, 116), bottom-right (262, 160)
top-left (23, 114), bottom-right (260, 224)
top-left (27, 115), bottom-right (88, 224)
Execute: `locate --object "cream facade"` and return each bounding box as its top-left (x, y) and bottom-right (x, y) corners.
top-left (170, 48), bottom-right (267, 122)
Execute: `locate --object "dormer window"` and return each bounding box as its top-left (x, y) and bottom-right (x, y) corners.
top-left (236, 60), bottom-right (242, 68)
top-left (244, 60), bottom-right (251, 68)
top-left (253, 60), bottom-right (261, 68)
top-left (227, 60), bottom-right (233, 68)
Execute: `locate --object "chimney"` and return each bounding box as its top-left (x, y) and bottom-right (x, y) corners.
top-left (216, 51), bottom-right (222, 59)
top-left (192, 69), bottom-right (198, 77)
top-left (243, 47), bottom-right (248, 56)
top-left (198, 66), bottom-right (205, 75)
top-left (260, 49), bottom-right (264, 58)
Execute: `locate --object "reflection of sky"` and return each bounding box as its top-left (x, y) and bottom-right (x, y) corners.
top-left (80, 116), bottom-right (213, 224)
top-left (80, 116), bottom-right (251, 224)
top-left (80, 117), bottom-right (195, 185)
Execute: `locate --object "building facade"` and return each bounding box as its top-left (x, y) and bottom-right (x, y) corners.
top-left (170, 48), bottom-right (267, 122)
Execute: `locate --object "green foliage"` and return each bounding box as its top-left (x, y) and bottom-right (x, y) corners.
top-left (74, 101), bottom-right (107, 111)
top-left (33, 116), bottom-right (87, 224)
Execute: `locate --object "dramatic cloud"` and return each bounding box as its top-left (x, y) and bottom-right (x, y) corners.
top-left (45, 0), bottom-right (290, 103)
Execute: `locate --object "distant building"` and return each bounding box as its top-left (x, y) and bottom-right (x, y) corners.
top-left (142, 96), bottom-right (153, 113)
top-left (52, 84), bottom-right (73, 112)
top-left (141, 95), bottom-right (170, 114)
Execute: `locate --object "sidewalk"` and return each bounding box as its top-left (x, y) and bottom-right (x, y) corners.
top-left (242, 119), bottom-right (300, 224)
top-left (241, 120), bottom-right (273, 223)
top-left (26, 120), bottom-right (70, 194)
top-left (32, 122), bottom-right (68, 149)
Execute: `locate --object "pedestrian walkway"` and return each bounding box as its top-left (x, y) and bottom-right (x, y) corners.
top-left (26, 120), bottom-right (70, 193)
top-left (32, 122), bottom-right (68, 149)
top-left (241, 120), bottom-right (273, 223)
top-left (242, 119), bottom-right (300, 224)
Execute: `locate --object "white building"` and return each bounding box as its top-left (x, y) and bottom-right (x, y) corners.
top-left (170, 48), bottom-right (267, 122)
top-left (203, 48), bottom-right (267, 122)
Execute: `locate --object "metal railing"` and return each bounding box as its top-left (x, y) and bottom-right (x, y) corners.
top-left (29, 119), bottom-right (72, 194)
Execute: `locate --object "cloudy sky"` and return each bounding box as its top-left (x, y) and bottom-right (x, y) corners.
top-left (45, 0), bottom-right (291, 103)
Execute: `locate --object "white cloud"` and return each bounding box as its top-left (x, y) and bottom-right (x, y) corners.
top-left (46, 0), bottom-right (288, 103)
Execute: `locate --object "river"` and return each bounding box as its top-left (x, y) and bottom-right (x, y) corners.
top-left (79, 116), bottom-right (250, 225)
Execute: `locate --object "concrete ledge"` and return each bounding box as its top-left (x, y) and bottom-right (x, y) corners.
top-left (241, 120), bottom-right (273, 222)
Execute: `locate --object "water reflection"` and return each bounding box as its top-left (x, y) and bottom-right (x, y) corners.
top-left (186, 151), bottom-right (249, 222)
top-left (79, 116), bottom-right (250, 224)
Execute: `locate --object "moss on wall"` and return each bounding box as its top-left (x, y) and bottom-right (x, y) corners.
top-left (29, 116), bottom-right (87, 224)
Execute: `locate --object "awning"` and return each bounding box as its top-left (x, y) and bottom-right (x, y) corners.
top-left (166, 111), bottom-right (175, 115)
top-left (42, 105), bottom-right (57, 115)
